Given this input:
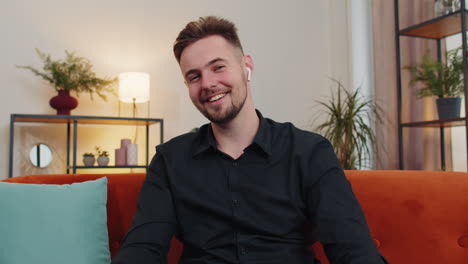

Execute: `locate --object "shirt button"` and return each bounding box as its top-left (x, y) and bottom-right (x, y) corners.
top-left (233, 199), bottom-right (239, 206)
top-left (233, 161), bottom-right (238, 167)
top-left (240, 247), bottom-right (247, 255)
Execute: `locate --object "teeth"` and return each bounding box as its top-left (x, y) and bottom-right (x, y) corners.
top-left (208, 93), bottom-right (226, 102)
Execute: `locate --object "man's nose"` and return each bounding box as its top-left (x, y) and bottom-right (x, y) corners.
top-left (200, 72), bottom-right (217, 90)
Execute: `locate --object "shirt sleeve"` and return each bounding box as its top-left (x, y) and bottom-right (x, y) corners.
top-left (304, 139), bottom-right (388, 264)
top-left (111, 147), bottom-right (177, 264)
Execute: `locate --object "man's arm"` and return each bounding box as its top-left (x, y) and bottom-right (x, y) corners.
top-left (112, 148), bottom-right (177, 264)
top-left (305, 139), bottom-right (388, 264)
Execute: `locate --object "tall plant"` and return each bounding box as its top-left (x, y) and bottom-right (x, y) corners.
top-left (315, 80), bottom-right (383, 169)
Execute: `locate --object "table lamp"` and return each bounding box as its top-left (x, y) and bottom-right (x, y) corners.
top-left (118, 72), bottom-right (150, 117)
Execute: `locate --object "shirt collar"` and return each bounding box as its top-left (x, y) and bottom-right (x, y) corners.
top-left (251, 109), bottom-right (272, 156)
top-left (192, 124), bottom-right (215, 157)
top-left (192, 109), bottom-right (273, 157)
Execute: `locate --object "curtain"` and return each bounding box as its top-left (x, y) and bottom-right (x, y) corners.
top-left (371, 0), bottom-right (453, 170)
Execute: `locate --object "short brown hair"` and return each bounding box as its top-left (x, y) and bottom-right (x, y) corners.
top-left (173, 16), bottom-right (244, 62)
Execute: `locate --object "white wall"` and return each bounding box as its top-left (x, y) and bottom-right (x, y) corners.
top-left (0, 0), bottom-right (351, 179)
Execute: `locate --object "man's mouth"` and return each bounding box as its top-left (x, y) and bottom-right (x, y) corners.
top-left (207, 93), bottom-right (227, 102)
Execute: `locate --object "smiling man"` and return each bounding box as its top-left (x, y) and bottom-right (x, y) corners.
top-left (112, 16), bottom-right (387, 264)
top-left (181, 40), bottom-right (252, 126)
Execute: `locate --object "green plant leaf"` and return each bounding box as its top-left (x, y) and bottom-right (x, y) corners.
top-left (315, 79), bottom-right (384, 169)
top-left (16, 49), bottom-right (117, 100)
top-left (404, 47), bottom-right (464, 98)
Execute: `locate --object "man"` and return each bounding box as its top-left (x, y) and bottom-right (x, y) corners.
top-left (112, 16), bottom-right (387, 264)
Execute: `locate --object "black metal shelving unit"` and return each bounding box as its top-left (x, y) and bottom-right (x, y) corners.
top-left (8, 114), bottom-right (164, 178)
top-left (394, 0), bottom-right (468, 170)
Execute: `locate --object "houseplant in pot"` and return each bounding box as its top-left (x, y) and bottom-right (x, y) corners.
top-left (17, 49), bottom-right (117, 115)
top-left (82, 152), bottom-right (95, 167)
top-left (314, 79), bottom-right (383, 170)
top-left (404, 47), bottom-right (464, 120)
top-left (95, 146), bottom-right (110, 166)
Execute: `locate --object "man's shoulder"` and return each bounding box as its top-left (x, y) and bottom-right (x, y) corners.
top-left (163, 130), bottom-right (199, 147)
top-left (265, 117), bottom-right (328, 147)
top-left (266, 117), bottom-right (339, 176)
top-left (157, 124), bottom-right (208, 154)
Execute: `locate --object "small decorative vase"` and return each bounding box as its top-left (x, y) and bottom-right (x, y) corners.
top-left (452, 0), bottom-right (461, 12)
top-left (435, 0), bottom-right (444, 16)
top-left (435, 0), bottom-right (458, 16)
top-left (436, 97), bottom-right (462, 120)
top-left (97, 156), bottom-right (110, 166)
top-left (49, 89), bottom-right (78, 115)
top-left (83, 156), bottom-right (95, 166)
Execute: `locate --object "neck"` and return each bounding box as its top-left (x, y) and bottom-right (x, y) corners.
top-left (211, 98), bottom-right (259, 159)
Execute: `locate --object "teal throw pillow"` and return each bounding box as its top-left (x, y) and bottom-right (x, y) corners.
top-left (0, 177), bottom-right (110, 264)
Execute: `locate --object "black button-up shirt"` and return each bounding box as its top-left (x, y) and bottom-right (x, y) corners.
top-left (112, 111), bottom-right (387, 264)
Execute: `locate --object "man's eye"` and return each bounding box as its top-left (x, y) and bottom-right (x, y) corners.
top-left (214, 65), bottom-right (225, 71)
top-left (188, 75), bottom-right (200, 83)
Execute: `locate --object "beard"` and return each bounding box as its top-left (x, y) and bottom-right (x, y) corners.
top-left (198, 91), bottom-right (247, 125)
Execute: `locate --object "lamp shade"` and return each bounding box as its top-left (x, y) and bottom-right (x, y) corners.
top-left (118, 72), bottom-right (150, 103)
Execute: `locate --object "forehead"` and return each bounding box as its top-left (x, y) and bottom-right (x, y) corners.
top-left (179, 35), bottom-right (241, 71)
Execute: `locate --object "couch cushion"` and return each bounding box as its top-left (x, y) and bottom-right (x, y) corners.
top-left (344, 170), bottom-right (468, 264)
top-left (2, 173), bottom-right (147, 257)
top-left (0, 177), bottom-right (110, 264)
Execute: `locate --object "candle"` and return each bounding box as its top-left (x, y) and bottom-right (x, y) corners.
top-left (121, 139), bottom-right (131, 149)
top-left (126, 144), bottom-right (138, 166)
top-left (115, 148), bottom-right (126, 166)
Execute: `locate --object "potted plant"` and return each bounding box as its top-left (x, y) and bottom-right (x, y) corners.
top-left (404, 47), bottom-right (464, 120)
top-left (17, 49), bottom-right (117, 115)
top-left (95, 146), bottom-right (110, 166)
top-left (315, 80), bottom-right (383, 170)
top-left (82, 152), bottom-right (95, 167)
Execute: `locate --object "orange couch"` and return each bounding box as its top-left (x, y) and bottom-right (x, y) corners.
top-left (3, 170), bottom-right (468, 263)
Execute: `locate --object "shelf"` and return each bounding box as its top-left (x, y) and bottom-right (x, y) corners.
top-left (12, 114), bottom-right (162, 126)
top-left (395, 1), bottom-right (468, 170)
top-left (401, 117), bottom-right (466, 128)
top-left (74, 165), bottom-right (147, 169)
top-left (400, 10), bottom-right (467, 39)
top-left (9, 114), bottom-right (164, 178)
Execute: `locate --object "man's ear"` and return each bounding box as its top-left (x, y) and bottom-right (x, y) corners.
top-left (243, 55), bottom-right (254, 82)
top-left (243, 55), bottom-right (254, 73)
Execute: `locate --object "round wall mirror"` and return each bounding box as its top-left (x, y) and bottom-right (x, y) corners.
top-left (29, 144), bottom-right (53, 168)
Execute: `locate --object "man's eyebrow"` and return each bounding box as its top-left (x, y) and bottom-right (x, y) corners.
top-left (206, 57), bottom-right (226, 66)
top-left (184, 58), bottom-right (227, 79)
top-left (184, 69), bottom-right (199, 80)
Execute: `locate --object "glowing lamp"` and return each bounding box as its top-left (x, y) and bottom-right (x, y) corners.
top-left (118, 72), bottom-right (150, 103)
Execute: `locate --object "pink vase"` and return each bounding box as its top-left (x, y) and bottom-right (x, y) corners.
top-left (49, 89), bottom-right (78, 115)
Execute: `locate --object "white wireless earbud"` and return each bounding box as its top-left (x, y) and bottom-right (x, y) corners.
top-left (246, 67), bottom-right (252, 81)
